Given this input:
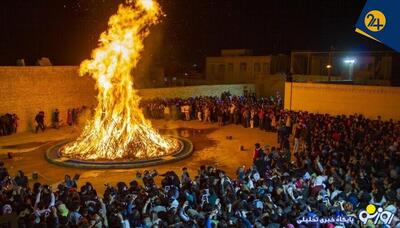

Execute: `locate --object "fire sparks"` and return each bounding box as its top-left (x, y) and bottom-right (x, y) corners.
top-left (63, 0), bottom-right (178, 160)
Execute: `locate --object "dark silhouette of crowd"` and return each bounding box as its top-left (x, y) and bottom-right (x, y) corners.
top-left (0, 113), bottom-right (18, 136)
top-left (0, 93), bottom-right (399, 227)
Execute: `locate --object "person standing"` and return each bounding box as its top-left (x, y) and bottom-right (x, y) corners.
top-left (181, 167), bottom-right (191, 185)
top-left (172, 104), bottom-right (179, 120)
top-left (217, 108), bottom-right (224, 127)
top-left (252, 143), bottom-right (264, 163)
top-left (163, 104), bottom-right (170, 120)
top-left (243, 108), bottom-right (250, 128)
top-left (229, 104), bottom-right (235, 124)
top-left (11, 114), bottom-right (19, 133)
top-left (285, 114), bottom-right (292, 135)
top-left (211, 105), bottom-right (217, 122)
top-left (67, 109), bottom-right (73, 126)
top-left (197, 105), bottom-right (202, 121)
top-left (271, 113), bottom-right (277, 131)
top-left (35, 111), bottom-right (45, 133)
top-left (183, 103), bottom-right (190, 121)
top-left (258, 108), bottom-right (265, 130)
top-left (181, 102), bottom-right (190, 121)
top-left (204, 105), bottom-right (211, 123)
top-left (0, 115), bottom-right (5, 136)
top-left (293, 124), bottom-right (301, 154)
top-left (4, 114), bottom-right (12, 135)
top-left (234, 107), bottom-right (240, 125)
top-left (71, 108), bottom-right (77, 125)
top-left (277, 121), bottom-right (286, 147)
top-left (264, 112), bottom-right (271, 131)
top-left (250, 109), bottom-right (255, 128)
top-left (53, 109), bottom-right (60, 129)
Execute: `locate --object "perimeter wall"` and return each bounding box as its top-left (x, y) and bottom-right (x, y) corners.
top-left (284, 82), bottom-right (400, 120)
top-left (0, 66), bottom-right (254, 132)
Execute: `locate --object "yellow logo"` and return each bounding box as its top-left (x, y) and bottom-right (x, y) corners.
top-left (364, 10), bottom-right (386, 32)
top-left (366, 204), bottom-right (376, 214)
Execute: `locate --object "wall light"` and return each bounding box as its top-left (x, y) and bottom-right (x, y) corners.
top-left (344, 59), bottom-right (355, 64)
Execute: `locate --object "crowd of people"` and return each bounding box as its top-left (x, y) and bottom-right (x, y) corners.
top-left (0, 92), bottom-right (399, 227)
top-left (141, 92), bottom-right (283, 128)
top-left (141, 92), bottom-right (290, 150)
top-left (0, 106), bottom-right (91, 136)
top-left (0, 113), bottom-right (18, 136)
top-left (34, 106), bottom-right (90, 134)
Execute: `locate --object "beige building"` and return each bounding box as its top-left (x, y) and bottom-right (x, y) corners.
top-left (206, 49), bottom-right (288, 83)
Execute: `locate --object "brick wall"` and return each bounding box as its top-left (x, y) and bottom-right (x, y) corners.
top-left (0, 66), bottom-right (96, 132)
top-left (0, 66), bottom-right (254, 132)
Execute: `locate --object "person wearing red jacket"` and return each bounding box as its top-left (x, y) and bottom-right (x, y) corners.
top-left (253, 143), bottom-right (264, 163)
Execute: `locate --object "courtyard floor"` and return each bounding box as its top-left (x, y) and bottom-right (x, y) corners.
top-left (0, 120), bottom-right (277, 193)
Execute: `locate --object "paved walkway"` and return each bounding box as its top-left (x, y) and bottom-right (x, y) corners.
top-left (1, 120), bottom-right (278, 193)
top-left (0, 127), bottom-right (80, 154)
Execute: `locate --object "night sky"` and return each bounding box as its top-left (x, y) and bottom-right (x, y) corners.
top-left (0, 0), bottom-right (390, 72)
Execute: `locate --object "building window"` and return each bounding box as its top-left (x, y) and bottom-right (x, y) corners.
top-left (254, 63), bottom-right (261, 73)
top-left (227, 63), bottom-right (234, 72)
top-left (262, 63), bottom-right (270, 74)
top-left (240, 63), bottom-right (247, 72)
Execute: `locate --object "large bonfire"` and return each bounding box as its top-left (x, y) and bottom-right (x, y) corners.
top-left (63, 0), bottom-right (178, 160)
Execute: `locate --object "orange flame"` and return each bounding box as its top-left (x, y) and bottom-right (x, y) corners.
top-left (63, 0), bottom-right (178, 160)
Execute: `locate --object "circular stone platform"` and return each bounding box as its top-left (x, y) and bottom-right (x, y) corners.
top-left (45, 136), bottom-right (193, 169)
